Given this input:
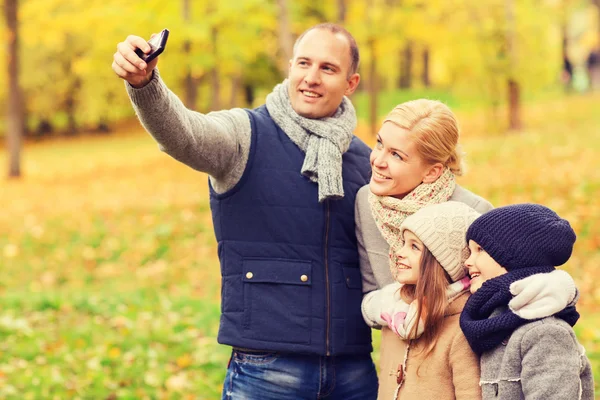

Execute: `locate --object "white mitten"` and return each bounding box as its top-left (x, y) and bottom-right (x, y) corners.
top-left (381, 300), bottom-right (424, 339)
top-left (361, 282), bottom-right (401, 327)
top-left (509, 269), bottom-right (578, 320)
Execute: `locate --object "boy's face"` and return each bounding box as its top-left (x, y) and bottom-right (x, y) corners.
top-left (465, 240), bottom-right (507, 293)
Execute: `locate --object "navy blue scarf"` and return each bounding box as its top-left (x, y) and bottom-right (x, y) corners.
top-left (460, 266), bottom-right (579, 355)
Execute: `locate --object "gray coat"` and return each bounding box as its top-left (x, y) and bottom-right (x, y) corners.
top-left (480, 314), bottom-right (595, 400)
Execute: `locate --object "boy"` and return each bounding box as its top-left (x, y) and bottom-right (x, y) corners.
top-left (460, 204), bottom-right (594, 399)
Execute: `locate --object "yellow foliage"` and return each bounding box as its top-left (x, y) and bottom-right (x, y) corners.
top-left (3, 0), bottom-right (597, 131)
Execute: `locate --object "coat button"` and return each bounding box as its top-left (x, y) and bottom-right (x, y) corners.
top-left (301, 275), bottom-right (308, 282)
top-left (397, 364), bottom-right (404, 384)
top-left (246, 272), bottom-right (253, 279)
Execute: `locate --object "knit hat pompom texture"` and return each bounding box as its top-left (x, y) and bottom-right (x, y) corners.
top-left (400, 201), bottom-right (481, 282)
top-left (466, 203), bottom-right (576, 271)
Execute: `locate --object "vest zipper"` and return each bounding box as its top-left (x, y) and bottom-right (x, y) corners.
top-left (324, 199), bottom-right (331, 356)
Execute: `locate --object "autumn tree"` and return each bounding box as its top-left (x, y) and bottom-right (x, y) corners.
top-left (590, 0), bottom-right (600, 90)
top-left (505, 0), bottom-right (521, 130)
top-left (5, 0), bottom-right (23, 178)
top-left (182, 0), bottom-right (199, 109)
top-left (277, 0), bottom-right (294, 76)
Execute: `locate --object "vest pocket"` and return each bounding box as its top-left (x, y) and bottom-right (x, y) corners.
top-left (241, 258), bottom-right (312, 344)
top-left (342, 265), bottom-right (370, 345)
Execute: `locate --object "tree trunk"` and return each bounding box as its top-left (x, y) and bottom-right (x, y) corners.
top-left (505, 0), bottom-right (521, 130)
top-left (183, 49), bottom-right (197, 108)
top-left (561, 24), bottom-right (573, 92)
top-left (398, 42), bottom-right (413, 89)
top-left (337, 0), bottom-right (346, 23)
top-left (229, 74), bottom-right (241, 108)
top-left (62, 35), bottom-right (80, 135)
top-left (244, 83), bottom-right (255, 107)
top-left (182, 0), bottom-right (197, 109)
top-left (507, 79), bottom-right (521, 130)
top-left (422, 47), bottom-right (430, 87)
top-left (210, 25), bottom-right (220, 111)
top-left (277, 0), bottom-right (293, 76)
top-left (368, 38), bottom-right (378, 137)
top-left (65, 77), bottom-right (80, 135)
top-left (594, 0), bottom-right (600, 52)
top-left (590, 0), bottom-right (600, 91)
top-left (5, 0), bottom-right (23, 178)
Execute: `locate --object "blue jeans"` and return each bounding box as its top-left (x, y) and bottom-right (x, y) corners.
top-left (221, 349), bottom-right (378, 399)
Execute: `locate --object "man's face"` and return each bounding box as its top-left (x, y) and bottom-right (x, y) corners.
top-left (288, 29), bottom-right (360, 119)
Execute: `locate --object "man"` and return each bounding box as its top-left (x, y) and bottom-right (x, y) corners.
top-left (112, 23), bottom-right (377, 399)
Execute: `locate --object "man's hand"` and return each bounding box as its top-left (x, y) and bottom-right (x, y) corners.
top-left (509, 269), bottom-right (577, 319)
top-left (112, 35), bottom-right (159, 88)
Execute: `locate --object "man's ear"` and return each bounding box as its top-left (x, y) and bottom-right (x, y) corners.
top-left (345, 73), bottom-right (360, 96)
top-left (422, 163), bottom-right (444, 183)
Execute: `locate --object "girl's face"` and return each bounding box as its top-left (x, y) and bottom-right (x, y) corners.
top-left (465, 240), bottom-right (507, 293)
top-left (394, 230), bottom-right (423, 284)
top-left (369, 122), bottom-right (433, 199)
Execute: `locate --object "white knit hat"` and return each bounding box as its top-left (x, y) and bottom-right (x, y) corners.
top-left (400, 201), bottom-right (481, 282)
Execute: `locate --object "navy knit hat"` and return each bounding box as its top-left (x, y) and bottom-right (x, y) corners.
top-left (465, 203), bottom-right (576, 270)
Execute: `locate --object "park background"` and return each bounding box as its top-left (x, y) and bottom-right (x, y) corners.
top-left (1, 0), bottom-right (599, 398)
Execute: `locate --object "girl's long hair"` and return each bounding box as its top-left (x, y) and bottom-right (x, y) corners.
top-left (400, 246), bottom-right (452, 364)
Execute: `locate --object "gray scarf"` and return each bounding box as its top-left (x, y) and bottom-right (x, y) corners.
top-left (265, 79), bottom-right (357, 202)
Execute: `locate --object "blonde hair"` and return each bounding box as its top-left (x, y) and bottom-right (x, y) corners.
top-left (400, 247), bottom-right (451, 373)
top-left (384, 99), bottom-right (465, 176)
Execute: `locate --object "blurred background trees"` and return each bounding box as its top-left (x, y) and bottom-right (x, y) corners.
top-left (2, 0), bottom-right (599, 176)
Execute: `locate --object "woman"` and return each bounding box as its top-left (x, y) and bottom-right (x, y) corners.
top-left (354, 99), bottom-right (578, 398)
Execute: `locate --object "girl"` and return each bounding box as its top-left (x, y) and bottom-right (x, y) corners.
top-left (354, 99), bottom-right (579, 397)
top-left (460, 204), bottom-right (594, 399)
top-left (375, 201), bottom-right (482, 399)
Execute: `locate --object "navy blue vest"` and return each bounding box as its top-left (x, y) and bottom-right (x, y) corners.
top-left (210, 105), bottom-right (372, 356)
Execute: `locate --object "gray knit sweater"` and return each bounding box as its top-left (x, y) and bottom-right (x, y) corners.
top-left (480, 313), bottom-right (594, 399)
top-left (126, 70), bottom-right (251, 194)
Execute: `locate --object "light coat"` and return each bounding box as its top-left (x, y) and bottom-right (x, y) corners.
top-left (378, 292), bottom-right (481, 400)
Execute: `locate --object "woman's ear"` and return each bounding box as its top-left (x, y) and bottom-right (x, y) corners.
top-left (422, 163), bottom-right (444, 183)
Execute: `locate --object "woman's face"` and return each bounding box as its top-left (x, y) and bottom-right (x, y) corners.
top-left (369, 122), bottom-right (432, 199)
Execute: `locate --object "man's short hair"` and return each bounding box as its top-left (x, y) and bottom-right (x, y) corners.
top-left (292, 23), bottom-right (360, 77)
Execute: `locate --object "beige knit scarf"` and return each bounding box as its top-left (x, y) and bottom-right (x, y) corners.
top-left (368, 168), bottom-right (456, 281)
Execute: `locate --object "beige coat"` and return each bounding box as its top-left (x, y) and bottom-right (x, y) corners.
top-left (378, 292), bottom-right (481, 400)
